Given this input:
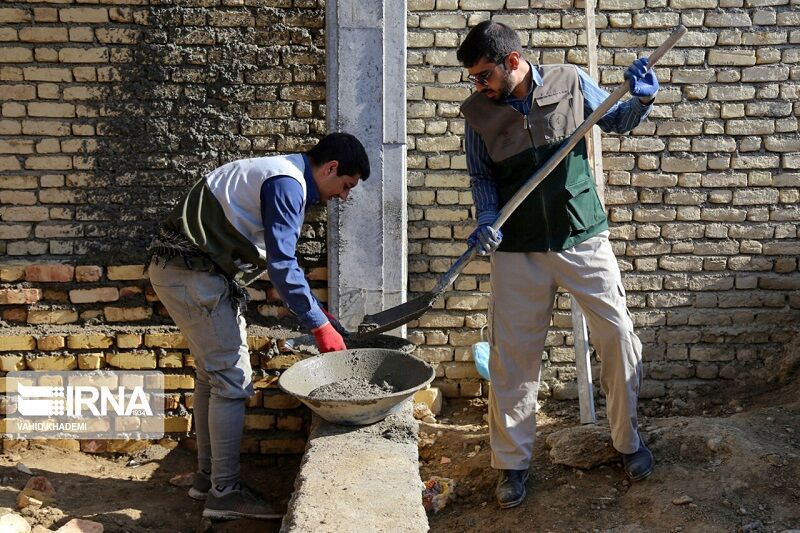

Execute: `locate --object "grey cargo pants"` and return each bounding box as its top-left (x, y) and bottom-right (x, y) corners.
top-left (149, 259), bottom-right (254, 487)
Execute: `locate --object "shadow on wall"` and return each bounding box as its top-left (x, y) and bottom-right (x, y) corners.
top-left (83, 7), bottom-right (265, 263)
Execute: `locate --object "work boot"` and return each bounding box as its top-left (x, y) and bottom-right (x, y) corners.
top-left (622, 437), bottom-right (654, 481)
top-left (188, 470), bottom-right (211, 501)
top-left (495, 469), bottom-right (529, 509)
top-left (202, 482), bottom-right (282, 520)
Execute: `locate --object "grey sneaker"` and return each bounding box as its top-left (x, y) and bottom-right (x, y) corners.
top-left (202, 483), bottom-right (282, 520)
top-left (496, 469), bottom-right (529, 509)
top-left (188, 470), bottom-right (212, 501)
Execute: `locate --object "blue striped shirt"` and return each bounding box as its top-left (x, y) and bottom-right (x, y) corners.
top-left (466, 63), bottom-right (653, 226)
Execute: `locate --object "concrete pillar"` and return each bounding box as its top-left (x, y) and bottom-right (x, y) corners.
top-left (326, 1), bottom-right (407, 332)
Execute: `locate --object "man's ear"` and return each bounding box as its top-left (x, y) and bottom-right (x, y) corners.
top-left (326, 160), bottom-right (339, 177)
top-left (506, 51), bottom-right (521, 71)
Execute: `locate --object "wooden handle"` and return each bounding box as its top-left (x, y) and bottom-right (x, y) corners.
top-left (491, 24), bottom-right (688, 231)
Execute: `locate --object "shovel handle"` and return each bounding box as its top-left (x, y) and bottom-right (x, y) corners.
top-left (491, 24), bottom-right (687, 232)
top-left (436, 26), bottom-right (687, 295)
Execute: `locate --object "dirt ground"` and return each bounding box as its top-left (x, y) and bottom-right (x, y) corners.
top-left (420, 379), bottom-right (800, 532)
top-left (0, 443), bottom-right (299, 532)
top-left (0, 376), bottom-right (797, 532)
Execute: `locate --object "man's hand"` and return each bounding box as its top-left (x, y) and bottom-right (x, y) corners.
top-left (312, 322), bottom-right (347, 353)
top-left (315, 298), bottom-right (350, 337)
top-left (468, 224), bottom-right (503, 256)
top-left (624, 57), bottom-right (659, 101)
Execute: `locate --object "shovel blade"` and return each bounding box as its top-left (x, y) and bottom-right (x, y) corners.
top-left (357, 292), bottom-right (439, 337)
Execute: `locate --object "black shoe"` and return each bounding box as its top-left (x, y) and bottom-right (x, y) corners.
top-left (622, 437), bottom-right (654, 481)
top-left (495, 469), bottom-right (529, 509)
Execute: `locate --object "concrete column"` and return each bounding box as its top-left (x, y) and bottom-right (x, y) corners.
top-left (326, 1), bottom-right (407, 332)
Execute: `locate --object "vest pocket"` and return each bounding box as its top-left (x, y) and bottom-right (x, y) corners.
top-left (564, 179), bottom-right (605, 232)
top-left (531, 92), bottom-right (576, 148)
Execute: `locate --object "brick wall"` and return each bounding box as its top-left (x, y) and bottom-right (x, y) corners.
top-left (0, 0), bottom-right (326, 262)
top-left (405, 0), bottom-right (800, 398)
top-left (0, 262), bottom-right (319, 453)
top-left (0, 0), bottom-right (326, 451)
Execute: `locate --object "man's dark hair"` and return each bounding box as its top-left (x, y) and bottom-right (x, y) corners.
top-left (456, 21), bottom-right (523, 68)
top-left (307, 132), bottom-right (370, 180)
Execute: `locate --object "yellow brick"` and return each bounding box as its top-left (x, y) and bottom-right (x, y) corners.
top-left (58, 48), bottom-right (109, 63)
top-left (0, 376), bottom-right (33, 394)
top-left (263, 393), bottom-right (301, 410)
top-left (42, 439), bottom-right (80, 452)
top-left (163, 374), bottom-right (194, 390)
top-left (276, 416), bottom-right (303, 432)
top-left (27, 309), bottom-right (78, 324)
top-left (105, 439), bottom-right (149, 453)
top-left (19, 27), bottom-right (68, 43)
top-left (144, 333), bottom-right (188, 349)
top-left (107, 265), bottom-right (145, 280)
top-left (259, 438), bottom-right (306, 454)
top-left (104, 306), bottom-right (152, 322)
top-left (26, 355), bottom-right (77, 371)
top-left (247, 336), bottom-right (272, 350)
top-left (261, 353), bottom-right (302, 370)
top-left (106, 351), bottom-right (156, 370)
top-left (67, 334), bottom-right (113, 349)
top-left (36, 375), bottom-right (63, 387)
top-left (74, 265), bottom-right (102, 282)
top-left (141, 415), bottom-right (191, 433)
top-left (114, 417), bottom-right (141, 432)
top-left (158, 352), bottom-right (183, 368)
top-left (0, 354), bottom-right (25, 371)
top-left (59, 8), bottom-right (109, 23)
top-left (244, 414), bottom-right (276, 430)
top-left (253, 374), bottom-right (279, 389)
top-left (23, 66), bottom-right (72, 82)
top-left (116, 333), bottom-right (142, 349)
top-left (68, 374), bottom-right (116, 389)
top-left (77, 352), bottom-right (104, 370)
top-left (69, 287), bottom-right (119, 304)
top-left (0, 8), bottom-right (31, 23)
top-left (0, 265), bottom-right (26, 282)
top-left (0, 48), bottom-right (33, 63)
top-left (0, 335), bottom-right (35, 351)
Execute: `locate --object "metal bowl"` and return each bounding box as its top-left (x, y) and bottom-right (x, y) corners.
top-left (278, 348), bottom-right (435, 425)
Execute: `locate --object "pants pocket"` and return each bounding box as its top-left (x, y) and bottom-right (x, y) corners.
top-left (150, 282), bottom-right (193, 323)
top-left (186, 272), bottom-right (227, 317)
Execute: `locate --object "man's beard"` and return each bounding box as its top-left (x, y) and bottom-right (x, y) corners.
top-left (495, 68), bottom-right (514, 100)
top-left (500, 68), bottom-right (514, 100)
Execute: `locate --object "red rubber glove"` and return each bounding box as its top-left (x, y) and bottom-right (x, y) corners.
top-left (312, 322), bottom-right (347, 353)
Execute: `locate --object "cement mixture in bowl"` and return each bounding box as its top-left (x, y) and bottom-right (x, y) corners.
top-left (307, 377), bottom-right (396, 401)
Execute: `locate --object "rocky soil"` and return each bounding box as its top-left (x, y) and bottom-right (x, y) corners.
top-left (419, 378), bottom-right (800, 532)
top-left (0, 443), bottom-right (299, 532)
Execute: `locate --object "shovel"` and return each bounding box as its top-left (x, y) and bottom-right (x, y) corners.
top-left (356, 25), bottom-right (688, 337)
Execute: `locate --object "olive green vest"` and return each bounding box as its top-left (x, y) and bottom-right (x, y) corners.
top-left (461, 64), bottom-right (608, 252)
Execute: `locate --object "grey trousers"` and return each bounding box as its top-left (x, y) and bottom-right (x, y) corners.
top-left (488, 231), bottom-right (643, 470)
top-left (149, 260), bottom-right (254, 487)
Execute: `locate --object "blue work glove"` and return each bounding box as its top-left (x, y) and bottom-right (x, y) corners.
top-left (468, 224), bottom-right (502, 256)
top-left (624, 57), bottom-right (659, 99)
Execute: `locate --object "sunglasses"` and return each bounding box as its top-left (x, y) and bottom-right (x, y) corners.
top-left (467, 55), bottom-right (508, 86)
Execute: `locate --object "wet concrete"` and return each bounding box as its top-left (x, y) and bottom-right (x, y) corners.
top-left (307, 377), bottom-right (396, 401)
